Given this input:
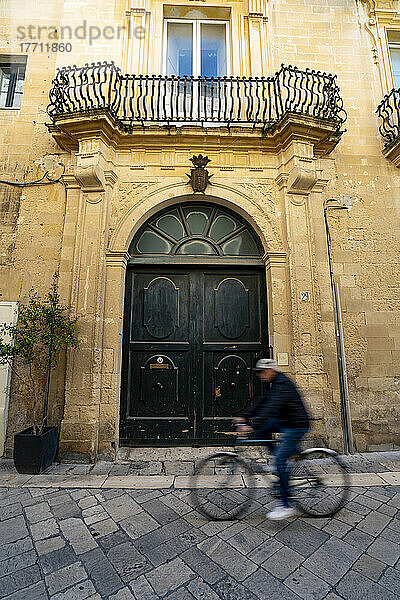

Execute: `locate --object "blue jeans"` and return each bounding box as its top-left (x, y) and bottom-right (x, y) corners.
top-left (255, 420), bottom-right (309, 507)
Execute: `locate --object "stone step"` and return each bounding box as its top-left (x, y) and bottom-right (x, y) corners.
top-left (116, 445), bottom-right (268, 462)
top-left (116, 445), bottom-right (272, 475)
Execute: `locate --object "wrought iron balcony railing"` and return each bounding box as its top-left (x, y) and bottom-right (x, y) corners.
top-left (376, 88), bottom-right (400, 148)
top-left (48, 62), bottom-right (346, 133)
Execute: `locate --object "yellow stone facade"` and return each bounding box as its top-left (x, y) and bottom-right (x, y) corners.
top-left (1, 0), bottom-right (399, 460)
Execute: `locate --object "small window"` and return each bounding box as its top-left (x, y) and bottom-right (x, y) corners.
top-left (0, 55), bottom-right (27, 109)
top-left (387, 31), bottom-right (400, 89)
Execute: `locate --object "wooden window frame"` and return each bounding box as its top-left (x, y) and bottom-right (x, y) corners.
top-left (162, 18), bottom-right (231, 78)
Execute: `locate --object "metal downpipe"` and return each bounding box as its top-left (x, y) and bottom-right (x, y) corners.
top-left (323, 199), bottom-right (355, 454)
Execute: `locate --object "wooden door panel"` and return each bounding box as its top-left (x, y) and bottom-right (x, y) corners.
top-left (214, 279), bottom-right (249, 339)
top-left (121, 349), bottom-right (192, 443)
top-left (213, 354), bottom-right (252, 416)
top-left (130, 272), bottom-right (190, 343)
top-left (200, 350), bottom-right (263, 441)
top-left (203, 274), bottom-right (262, 344)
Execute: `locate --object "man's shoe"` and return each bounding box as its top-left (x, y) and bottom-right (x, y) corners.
top-left (266, 505), bottom-right (298, 520)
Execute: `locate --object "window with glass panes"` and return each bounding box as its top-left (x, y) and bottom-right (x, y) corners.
top-left (387, 30), bottom-right (400, 89)
top-left (164, 20), bottom-right (229, 78)
top-left (131, 204), bottom-right (262, 257)
top-left (0, 56), bottom-right (27, 109)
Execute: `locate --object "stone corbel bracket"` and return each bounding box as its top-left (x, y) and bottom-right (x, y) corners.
top-left (75, 164), bottom-right (106, 193)
top-left (286, 164), bottom-right (317, 195)
top-left (74, 138), bottom-right (116, 192)
top-left (276, 136), bottom-right (327, 201)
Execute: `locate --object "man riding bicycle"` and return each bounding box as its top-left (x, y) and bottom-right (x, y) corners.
top-left (233, 358), bottom-right (310, 520)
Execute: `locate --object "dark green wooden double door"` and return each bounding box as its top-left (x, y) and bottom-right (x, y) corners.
top-left (120, 267), bottom-right (268, 445)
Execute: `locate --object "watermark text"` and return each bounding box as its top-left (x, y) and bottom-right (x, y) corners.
top-left (17, 21), bottom-right (145, 46)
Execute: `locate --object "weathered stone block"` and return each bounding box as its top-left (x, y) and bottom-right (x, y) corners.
top-left (60, 421), bottom-right (97, 442)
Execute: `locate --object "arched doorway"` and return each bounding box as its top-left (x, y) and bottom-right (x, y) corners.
top-left (120, 201), bottom-right (269, 446)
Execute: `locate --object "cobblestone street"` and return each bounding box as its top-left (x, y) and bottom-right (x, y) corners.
top-left (0, 452), bottom-right (400, 599)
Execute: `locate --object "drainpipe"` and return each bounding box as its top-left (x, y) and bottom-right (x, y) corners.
top-left (323, 199), bottom-right (355, 454)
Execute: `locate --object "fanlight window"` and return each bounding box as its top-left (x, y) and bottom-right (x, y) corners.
top-left (131, 204), bottom-right (262, 257)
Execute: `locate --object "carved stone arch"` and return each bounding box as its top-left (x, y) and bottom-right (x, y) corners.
top-left (131, 202), bottom-right (264, 258)
top-left (108, 182), bottom-right (280, 257)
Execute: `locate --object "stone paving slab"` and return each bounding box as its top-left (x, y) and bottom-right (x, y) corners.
top-left (23, 475), bottom-right (108, 488)
top-left (330, 473), bottom-right (387, 487)
top-left (104, 476), bottom-right (174, 489)
top-left (243, 474), bottom-right (274, 487)
top-left (174, 475), bottom-right (245, 488)
top-left (0, 474), bottom-right (34, 486)
top-left (377, 472), bottom-right (400, 485)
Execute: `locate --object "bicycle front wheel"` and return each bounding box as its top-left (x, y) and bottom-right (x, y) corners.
top-left (290, 449), bottom-right (350, 517)
top-left (190, 452), bottom-right (256, 521)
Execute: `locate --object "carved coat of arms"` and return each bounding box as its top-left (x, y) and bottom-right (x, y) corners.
top-left (187, 155), bottom-right (213, 193)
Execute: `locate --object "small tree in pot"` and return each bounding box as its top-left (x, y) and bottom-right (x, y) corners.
top-left (0, 274), bottom-right (80, 473)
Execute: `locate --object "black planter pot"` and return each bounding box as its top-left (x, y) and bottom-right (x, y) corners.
top-left (14, 426), bottom-right (59, 474)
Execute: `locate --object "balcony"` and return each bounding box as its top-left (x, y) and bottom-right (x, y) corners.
top-left (377, 89), bottom-right (400, 166)
top-left (47, 62), bottom-right (346, 154)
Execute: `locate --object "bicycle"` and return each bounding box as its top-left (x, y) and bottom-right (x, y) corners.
top-left (190, 430), bottom-right (350, 521)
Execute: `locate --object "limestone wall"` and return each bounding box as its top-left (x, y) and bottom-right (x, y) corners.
top-left (0, 0), bottom-right (399, 458)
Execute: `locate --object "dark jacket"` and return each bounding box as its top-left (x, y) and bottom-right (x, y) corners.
top-left (242, 372), bottom-right (310, 429)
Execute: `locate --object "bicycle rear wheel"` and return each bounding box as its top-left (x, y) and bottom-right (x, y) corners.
top-left (290, 449), bottom-right (350, 517)
top-left (190, 452), bottom-right (256, 521)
